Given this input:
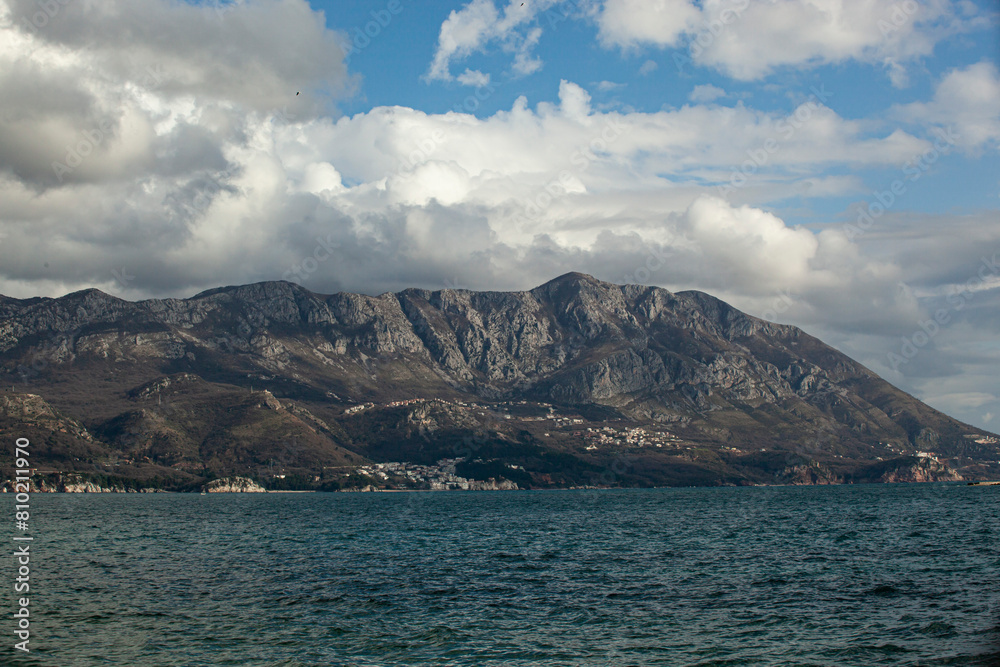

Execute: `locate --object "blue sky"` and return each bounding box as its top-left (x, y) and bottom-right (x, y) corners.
top-left (324, 0), bottom-right (999, 222)
top-left (0, 0), bottom-right (998, 429)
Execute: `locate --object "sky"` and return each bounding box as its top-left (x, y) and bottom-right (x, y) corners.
top-left (0, 0), bottom-right (998, 430)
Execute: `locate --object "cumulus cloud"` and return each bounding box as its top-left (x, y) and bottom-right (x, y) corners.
top-left (1, 0), bottom-right (998, 430)
top-left (893, 61), bottom-right (1000, 152)
top-left (597, 0), bottom-right (699, 49)
top-left (0, 0), bottom-right (346, 191)
top-left (0, 5), bottom-right (939, 303)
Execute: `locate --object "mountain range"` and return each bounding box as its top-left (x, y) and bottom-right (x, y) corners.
top-left (1, 272), bottom-right (997, 490)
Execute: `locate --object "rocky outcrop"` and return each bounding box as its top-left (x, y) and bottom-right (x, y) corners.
top-left (256, 390), bottom-right (283, 411)
top-left (203, 477), bottom-right (267, 493)
top-left (467, 478), bottom-right (519, 491)
top-left (776, 464), bottom-right (839, 485)
top-left (878, 458), bottom-right (963, 483)
top-left (62, 480), bottom-right (118, 493)
top-left (1, 475), bottom-right (126, 492)
top-left (0, 394), bottom-right (95, 441)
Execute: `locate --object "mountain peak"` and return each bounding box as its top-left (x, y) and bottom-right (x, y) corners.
top-left (190, 280), bottom-right (312, 301)
top-left (63, 287), bottom-right (115, 301)
top-left (543, 272), bottom-right (605, 287)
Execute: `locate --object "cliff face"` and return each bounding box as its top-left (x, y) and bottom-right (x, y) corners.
top-left (0, 274), bottom-right (884, 407)
top-left (0, 273), bottom-right (996, 488)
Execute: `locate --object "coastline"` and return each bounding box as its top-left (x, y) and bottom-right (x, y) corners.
top-left (8, 479), bottom-right (996, 493)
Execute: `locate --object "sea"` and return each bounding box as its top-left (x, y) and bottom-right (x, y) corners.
top-left (6, 483), bottom-right (1000, 666)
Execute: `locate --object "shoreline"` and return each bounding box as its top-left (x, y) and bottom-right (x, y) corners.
top-left (10, 479), bottom-right (998, 494)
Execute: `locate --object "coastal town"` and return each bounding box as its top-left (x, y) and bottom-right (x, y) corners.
top-left (349, 459), bottom-right (519, 491)
top-left (341, 396), bottom-right (694, 452)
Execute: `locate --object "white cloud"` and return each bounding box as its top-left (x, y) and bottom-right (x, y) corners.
top-left (638, 59), bottom-right (658, 75)
top-left (679, 197), bottom-right (820, 290)
top-left (0, 59), bottom-right (935, 308)
top-left (430, 0), bottom-right (987, 84)
top-left (894, 61), bottom-right (1000, 152)
top-left (688, 84), bottom-right (725, 103)
top-left (425, 0), bottom-right (560, 81)
top-left (597, 0), bottom-right (699, 49)
top-left (1, 34), bottom-right (939, 297)
top-left (883, 58), bottom-right (910, 88)
top-left (596, 81), bottom-right (627, 92)
top-left (557, 80), bottom-right (592, 120)
top-left (426, 0), bottom-right (501, 82)
top-left (0, 0), bottom-right (346, 190)
top-left (684, 0), bottom-right (980, 82)
top-left (0, 0), bottom-right (936, 295)
top-left (511, 26), bottom-right (544, 76)
top-left (456, 68), bottom-right (491, 87)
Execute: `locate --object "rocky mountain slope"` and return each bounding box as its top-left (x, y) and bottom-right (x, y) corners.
top-left (1, 273), bottom-right (997, 489)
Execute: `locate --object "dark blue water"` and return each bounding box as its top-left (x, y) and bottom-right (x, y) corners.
top-left (6, 484), bottom-right (1000, 666)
